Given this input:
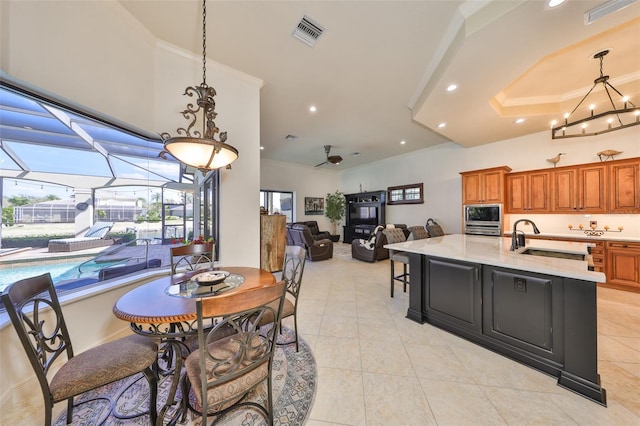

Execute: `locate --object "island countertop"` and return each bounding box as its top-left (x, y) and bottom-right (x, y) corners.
top-left (385, 234), bottom-right (606, 283)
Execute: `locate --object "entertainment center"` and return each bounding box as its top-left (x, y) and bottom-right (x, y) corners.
top-left (343, 190), bottom-right (386, 243)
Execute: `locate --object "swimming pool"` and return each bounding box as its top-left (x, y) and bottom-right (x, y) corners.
top-left (0, 259), bottom-right (122, 292)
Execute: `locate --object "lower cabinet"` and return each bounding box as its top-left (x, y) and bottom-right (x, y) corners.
top-left (606, 241), bottom-right (640, 291)
top-left (482, 267), bottom-right (564, 363)
top-left (408, 253), bottom-right (604, 404)
top-left (425, 258), bottom-right (482, 332)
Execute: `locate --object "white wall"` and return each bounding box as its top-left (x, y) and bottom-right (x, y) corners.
top-left (261, 158), bottom-right (342, 234)
top-left (2, 1), bottom-right (263, 267)
top-left (340, 126), bottom-right (640, 236)
top-left (1, 2), bottom-right (262, 419)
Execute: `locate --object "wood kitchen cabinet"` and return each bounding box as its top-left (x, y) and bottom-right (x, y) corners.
top-left (606, 241), bottom-right (640, 291)
top-left (609, 158), bottom-right (640, 214)
top-left (551, 163), bottom-right (607, 213)
top-left (461, 166), bottom-right (511, 204)
top-left (506, 170), bottom-right (551, 213)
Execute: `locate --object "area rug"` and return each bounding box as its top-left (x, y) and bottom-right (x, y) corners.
top-left (54, 327), bottom-right (316, 426)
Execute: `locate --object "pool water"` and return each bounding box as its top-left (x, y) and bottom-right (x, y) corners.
top-left (0, 260), bottom-right (121, 292)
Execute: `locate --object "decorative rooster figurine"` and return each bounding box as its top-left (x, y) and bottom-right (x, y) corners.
top-left (547, 153), bottom-right (565, 168)
top-left (597, 150), bottom-right (622, 161)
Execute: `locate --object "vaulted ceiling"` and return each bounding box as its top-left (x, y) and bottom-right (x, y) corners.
top-left (117, 1), bottom-right (639, 170)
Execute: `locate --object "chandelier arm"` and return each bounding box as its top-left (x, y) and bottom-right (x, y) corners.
top-left (568, 83), bottom-right (597, 117)
top-left (601, 83), bottom-right (624, 127)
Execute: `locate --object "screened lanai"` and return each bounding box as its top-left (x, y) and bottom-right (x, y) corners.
top-left (0, 76), bottom-right (202, 246)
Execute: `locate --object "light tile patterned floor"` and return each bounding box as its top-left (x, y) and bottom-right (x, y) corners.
top-left (7, 242), bottom-right (640, 425)
top-left (297, 243), bottom-right (640, 425)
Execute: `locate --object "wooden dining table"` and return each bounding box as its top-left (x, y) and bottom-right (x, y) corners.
top-left (112, 266), bottom-right (277, 426)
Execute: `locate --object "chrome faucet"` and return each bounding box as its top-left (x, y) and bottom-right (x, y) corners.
top-left (510, 219), bottom-right (541, 251)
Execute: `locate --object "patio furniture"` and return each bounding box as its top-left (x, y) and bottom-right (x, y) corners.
top-left (47, 221), bottom-right (115, 252)
top-left (1, 272), bottom-right (158, 426)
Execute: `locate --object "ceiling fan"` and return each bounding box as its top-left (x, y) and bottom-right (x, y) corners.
top-left (315, 145), bottom-right (343, 167)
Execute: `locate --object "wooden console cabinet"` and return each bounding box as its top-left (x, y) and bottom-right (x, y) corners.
top-left (260, 214), bottom-right (286, 272)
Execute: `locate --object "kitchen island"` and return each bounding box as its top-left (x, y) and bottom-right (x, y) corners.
top-left (385, 234), bottom-right (606, 405)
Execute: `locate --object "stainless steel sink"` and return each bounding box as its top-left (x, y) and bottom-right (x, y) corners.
top-left (520, 248), bottom-right (585, 261)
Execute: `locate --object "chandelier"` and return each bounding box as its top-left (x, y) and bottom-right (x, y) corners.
top-left (551, 49), bottom-right (639, 139)
top-left (159, 0), bottom-right (238, 172)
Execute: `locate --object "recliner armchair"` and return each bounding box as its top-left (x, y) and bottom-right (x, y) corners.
top-left (299, 220), bottom-right (331, 240)
top-left (289, 223), bottom-right (333, 261)
top-left (351, 225), bottom-right (389, 262)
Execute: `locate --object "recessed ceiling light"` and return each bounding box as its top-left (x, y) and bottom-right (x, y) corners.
top-left (514, 118), bottom-right (525, 124)
top-left (437, 122), bottom-right (446, 128)
top-left (548, 0), bottom-right (566, 7)
top-left (400, 140), bottom-right (406, 145)
top-left (260, 146), bottom-right (264, 150)
top-left (446, 84), bottom-right (457, 92)
top-left (309, 105), bottom-right (317, 113)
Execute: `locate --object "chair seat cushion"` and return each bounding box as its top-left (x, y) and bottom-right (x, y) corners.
top-left (390, 252), bottom-right (410, 263)
top-left (49, 334), bottom-right (157, 402)
top-left (185, 333), bottom-right (269, 413)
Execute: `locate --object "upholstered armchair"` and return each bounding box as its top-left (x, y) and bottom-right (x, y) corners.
top-left (299, 220), bottom-right (331, 240)
top-left (351, 225), bottom-right (390, 262)
top-left (289, 223), bottom-right (333, 261)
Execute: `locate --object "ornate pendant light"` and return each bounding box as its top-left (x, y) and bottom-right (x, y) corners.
top-left (160, 0), bottom-right (238, 172)
top-left (551, 50), bottom-right (639, 139)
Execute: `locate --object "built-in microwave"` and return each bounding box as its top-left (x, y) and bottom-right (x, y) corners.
top-left (464, 204), bottom-right (502, 236)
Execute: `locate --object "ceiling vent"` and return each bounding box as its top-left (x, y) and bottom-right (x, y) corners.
top-left (584, 0), bottom-right (636, 24)
top-left (292, 15), bottom-right (325, 47)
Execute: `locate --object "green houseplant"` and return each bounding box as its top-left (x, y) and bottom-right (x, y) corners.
top-left (325, 190), bottom-right (346, 236)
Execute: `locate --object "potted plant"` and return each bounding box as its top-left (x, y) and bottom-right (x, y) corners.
top-left (325, 190), bottom-right (346, 238)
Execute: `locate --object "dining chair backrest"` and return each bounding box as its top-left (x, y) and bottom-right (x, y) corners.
top-left (282, 245), bottom-right (306, 300)
top-left (1, 273), bottom-right (158, 426)
top-left (187, 281), bottom-right (287, 425)
top-left (407, 225), bottom-right (430, 240)
top-left (170, 242), bottom-right (214, 274)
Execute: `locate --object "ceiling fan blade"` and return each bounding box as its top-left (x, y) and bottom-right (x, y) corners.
top-left (315, 161), bottom-right (328, 167)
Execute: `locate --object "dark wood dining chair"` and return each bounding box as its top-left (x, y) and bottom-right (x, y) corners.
top-left (184, 281), bottom-right (287, 425)
top-left (1, 273), bottom-right (158, 426)
top-left (170, 242), bottom-right (214, 274)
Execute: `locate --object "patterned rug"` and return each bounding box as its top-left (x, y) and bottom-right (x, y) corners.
top-left (54, 327), bottom-right (316, 426)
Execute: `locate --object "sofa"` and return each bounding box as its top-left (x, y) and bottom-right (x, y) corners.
top-left (287, 223), bottom-right (333, 261)
top-left (351, 224), bottom-right (409, 262)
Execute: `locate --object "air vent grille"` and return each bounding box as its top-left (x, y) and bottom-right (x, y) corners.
top-left (585, 0), bottom-right (636, 24)
top-left (293, 15), bottom-right (325, 47)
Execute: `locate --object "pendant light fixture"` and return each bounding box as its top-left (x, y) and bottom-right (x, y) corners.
top-left (159, 0), bottom-right (238, 172)
top-left (551, 49), bottom-right (639, 139)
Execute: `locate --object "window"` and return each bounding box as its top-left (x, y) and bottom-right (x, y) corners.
top-left (260, 190), bottom-right (294, 222)
top-left (387, 183), bottom-right (424, 205)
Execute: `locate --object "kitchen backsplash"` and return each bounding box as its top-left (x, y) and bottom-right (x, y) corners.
top-left (504, 214), bottom-right (640, 239)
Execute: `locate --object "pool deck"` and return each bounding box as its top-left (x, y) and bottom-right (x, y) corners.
top-left (0, 242), bottom-right (177, 267)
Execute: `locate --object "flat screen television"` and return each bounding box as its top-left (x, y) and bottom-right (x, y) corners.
top-left (349, 205), bottom-right (377, 226)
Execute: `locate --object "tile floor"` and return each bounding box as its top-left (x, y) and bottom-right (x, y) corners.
top-left (8, 243), bottom-right (640, 425)
top-left (294, 244), bottom-right (640, 425)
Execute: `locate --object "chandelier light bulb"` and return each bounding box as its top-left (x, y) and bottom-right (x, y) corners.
top-left (550, 119), bottom-right (557, 128)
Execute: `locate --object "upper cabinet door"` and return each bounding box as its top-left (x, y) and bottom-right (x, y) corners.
top-left (552, 164), bottom-right (607, 213)
top-left (506, 171), bottom-right (551, 213)
top-left (609, 159), bottom-right (640, 214)
top-left (461, 166), bottom-right (511, 205)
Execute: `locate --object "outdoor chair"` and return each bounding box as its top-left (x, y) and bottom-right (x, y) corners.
top-left (183, 281), bottom-right (287, 425)
top-left (1, 273), bottom-right (158, 426)
top-left (47, 221), bottom-right (115, 252)
top-left (383, 228), bottom-right (409, 297)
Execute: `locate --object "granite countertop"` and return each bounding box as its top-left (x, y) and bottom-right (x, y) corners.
top-left (385, 234), bottom-right (606, 283)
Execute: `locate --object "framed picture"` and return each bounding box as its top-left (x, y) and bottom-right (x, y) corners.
top-left (304, 197), bottom-right (324, 215)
